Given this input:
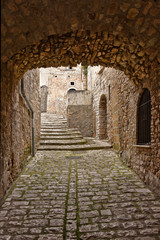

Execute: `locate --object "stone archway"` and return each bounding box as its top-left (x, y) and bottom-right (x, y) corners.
top-left (2, 1), bottom-right (160, 86)
top-left (99, 94), bottom-right (107, 140)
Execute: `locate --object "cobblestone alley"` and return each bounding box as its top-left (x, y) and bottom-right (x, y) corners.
top-left (0, 149), bottom-right (160, 240)
top-left (1, 1), bottom-right (160, 239)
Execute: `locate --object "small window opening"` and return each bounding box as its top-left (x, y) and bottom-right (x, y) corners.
top-left (70, 82), bottom-right (74, 85)
top-left (68, 75), bottom-right (70, 77)
top-left (55, 75), bottom-right (57, 77)
top-left (66, 66), bottom-right (72, 70)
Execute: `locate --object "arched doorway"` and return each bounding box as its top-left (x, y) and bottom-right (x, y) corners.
top-left (99, 94), bottom-right (107, 139)
top-left (67, 88), bottom-right (77, 93)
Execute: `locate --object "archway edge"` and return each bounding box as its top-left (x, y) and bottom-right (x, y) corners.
top-left (7, 29), bottom-right (159, 88)
top-left (100, 94), bottom-right (107, 101)
top-left (2, 0), bottom-right (160, 64)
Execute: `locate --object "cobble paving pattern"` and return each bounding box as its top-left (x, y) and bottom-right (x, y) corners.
top-left (0, 150), bottom-right (160, 240)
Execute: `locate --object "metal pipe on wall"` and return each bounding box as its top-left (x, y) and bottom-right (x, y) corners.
top-left (21, 77), bottom-right (35, 157)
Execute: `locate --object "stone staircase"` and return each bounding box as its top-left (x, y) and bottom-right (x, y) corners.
top-left (37, 113), bottom-right (112, 151)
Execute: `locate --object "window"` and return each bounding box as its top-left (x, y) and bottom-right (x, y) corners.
top-left (137, 88), bottom-right (151, 145)
top-left (66, 66), bottom-right (72, 70)
top-left (70, 82), bottom-right (74, 85)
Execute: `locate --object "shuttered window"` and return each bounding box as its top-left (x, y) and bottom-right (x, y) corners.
top-left (138, 89), bottom-right (151, 145)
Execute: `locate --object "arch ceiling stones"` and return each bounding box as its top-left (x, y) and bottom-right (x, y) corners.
top-left (2, 0), bottom-right (160, 85)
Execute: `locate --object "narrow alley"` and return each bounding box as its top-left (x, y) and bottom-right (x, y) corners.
top-left (0, 114), bottom-right (160, 240)
top-left (1, 1), bottom-right (160, 239)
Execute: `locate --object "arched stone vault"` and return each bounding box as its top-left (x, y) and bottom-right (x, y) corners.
top-left (8, 29), bottom-right (159, 87)
top-left (2, 1), bottom-right (160, 75)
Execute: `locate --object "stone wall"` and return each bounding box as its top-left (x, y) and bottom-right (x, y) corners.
top-left (0, 67), bottom-right (41, 201)
top-left (67, 90), bottom-right (92, 105)
top-left (40, 85), bottom-right (48, 112)
top-left (67, 105), bottom-right (93, 137)
top-left (1, 63), bottom-right (14, 201)
top-left (88, 66), bottom-right (160, 195)
top-left (67, 90), bottom-right (93, 137)
top-left (117, 71), bottom-right (160, 195)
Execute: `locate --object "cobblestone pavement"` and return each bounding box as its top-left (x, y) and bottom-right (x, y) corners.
top-left (0, 150), bottom-right (160, 240)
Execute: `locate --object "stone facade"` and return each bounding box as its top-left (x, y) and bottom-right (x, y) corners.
top-left (67, 90), bottom-right (93, 137)
top-left (88, 66), bottom-right (160, 195)
top-left (40, 66), bottom-right (83, 117)
top-left (0, 68), bottom-right (41, 201)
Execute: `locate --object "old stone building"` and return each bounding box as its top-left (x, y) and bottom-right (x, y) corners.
top-left (40, 65), bottom-right (83, 117)
top-left (39, 65), bottom-right (93, 136)
top-left (1, 0), bottom-right (160, 201)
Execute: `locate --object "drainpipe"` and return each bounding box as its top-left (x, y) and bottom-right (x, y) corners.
top-left (21, 77), bottom-right (35, 157)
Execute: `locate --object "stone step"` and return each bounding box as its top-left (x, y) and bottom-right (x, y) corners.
top-left (41, 126), bottom-right (68, 129)
top-left (40, 132), bottom-right (82, 136)
top-left (42, 121), bottom-right (67, 124)
top-left (41, 127), bottom-right (78, 130)
top-left (40, 132), bottom-right (81, 136)
top-left (40, 114), bottom-right (112, 152)
top-left (37, 143), bottom-right (112, 151)
top-left (42, 121), bottom-right (67, 123)
top-left (41, 124), bottom-right (67, 127)
top-left (40, 129), bottom-right (80, 133)
top-left (41, 122), bottom-right (67, 124)
top-left (40, 135), bottom-right (83, 140)
top-left (39, 139), bottom-right (87, 145)
top-left (42, 124), bottom-right (67, 125)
